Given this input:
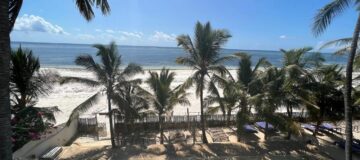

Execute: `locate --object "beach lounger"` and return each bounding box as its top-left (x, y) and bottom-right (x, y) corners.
top-left (40, 146), bottom-right (62, 160)
top-left (302, 124), bottom-right (316, 132)
top-left (335, 140), bottom-right (360, 153)
top-left (243, 124), bottom-right (257, 133)
top-left (255, 121), bottom-right (275, 131)
top-left (208, 128), bottom-right (229, 142)
top-left (320, 123), bottom-right (342, 134)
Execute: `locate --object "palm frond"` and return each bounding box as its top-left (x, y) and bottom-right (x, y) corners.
top-left (176, 57), bottom-right (199, 69)
top-left (312, 0), bottom-right (351, 36)
top-left (59, 76), bottom-right (100, 87)
top-left (75, 55), bottom-right (105, 80)
top-left (206, 106), bottom-right (221, 115)
top-left (177, 34), bottom-right (196, 54)
top-left (319, 37), bottom-right (353, 50)
top-left (253, 57), bottom-right (271, 72)
top-left (75, 0), bottom-right (110, 21)
top-left (212, 56), bottom-right (234, 65)
top-left (66, 92), bottom-right (100, 126)
top-left (121, 63), bottom-right (143, 78)
top-left (8, 0), bottom-right (23, 31)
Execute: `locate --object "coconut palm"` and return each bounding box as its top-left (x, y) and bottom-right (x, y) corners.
top-left (112, 79), bottom-right (149, 125)
top-left (313, 1), bottom-right (360, 158)
top-left (280, 47), bottom-right (324, 139)
top-left (232, 52), bottom-right (271, 123)
top-left (145, 68), bottom-right (190, 144)
top-left (0, 1), bottom-right (14, 158)
top-left (252, 67), bottom-right (286, 140)
top-left (206, 53), bottom-right (270, 141)
top-left (10, 47), bottom-right (60, 150)
top-left (60, 42), bottom-right (142, 148)
top-left (111, 79), bottom-right (150, 144)
top-left (10, 47), bottom-right (58, 109)
top-left (176, 21), bottom-right (231, 143)
top-left (205, 75), bottom-right (241, 127)
top-left (0, 1), bottom-right (111, 158)
top-left (227, 53), bottom-right (270, 140)
top-left (304, 65), bottom-right (344, 136)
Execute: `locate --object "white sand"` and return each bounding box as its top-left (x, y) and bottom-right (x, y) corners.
top-left (36, 67), bottom-right (239, 125)
top-left (37, 67), bottom-right (359, 126)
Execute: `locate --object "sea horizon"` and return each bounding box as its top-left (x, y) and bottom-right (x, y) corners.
top-left (11, 41), bottom-right (347, 69)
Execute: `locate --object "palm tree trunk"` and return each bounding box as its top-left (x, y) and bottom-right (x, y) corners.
top-left (344, 14), bottom-right (360, 160)
top-left (286, 106), bottom-right (292, 140)
top-left (159, 114), bottom-right (164, 144)
top-left (200, 74), bottom-right (208, 143)
top-left (0, 0), bottom-right (13, 159)
top-left (313, 120), bottom-right (321, 137)
top-left (227, 109), bottom-right (231, 127)
top-left (107, 85), bottom-right (116, 148)
top-left (265, 121), bottom-right (268, 140)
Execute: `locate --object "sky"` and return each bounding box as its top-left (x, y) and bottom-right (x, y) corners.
top-left (10, 0), bottom-right (360, 51)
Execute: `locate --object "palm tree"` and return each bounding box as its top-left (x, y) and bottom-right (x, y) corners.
top-left (0, 1), bottom-right (111, 158)
top-left (280, 47), bottom-right (324, 139)
top-left (252, 67), bottom-right (286, 140)
top-left (205, 53), bottom-right (270, 141)
top-left (176, 21), bottom-right (231, 143)
top-left (10, 47), bottom-right (60, 151)
top-left (304, 65), bottom-right (344, 136)
top-left (232, 53), bottom-right (270, 130)
top-left (313, 1), bottom-right (360, 159)
top-left (60, 42), bottom-right (142, 148)
top-left (111, 79), bottom-right (150, 144)
top-left (0, 1), bottom-right (13, 158)
top-left (206, 75), bottom-right (241, 127)
top-left (10, 47), bottom-right (58, 109)
top-left (144, 68), bottom-right (190, 144)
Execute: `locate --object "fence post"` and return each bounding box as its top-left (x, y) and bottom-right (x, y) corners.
top-left (187, 108), bottom-right (190, 131)
top-left (95, 114), bottom-right (99, 140)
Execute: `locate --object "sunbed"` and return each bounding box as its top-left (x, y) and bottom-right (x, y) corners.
top-left (255, 121), bottom-right (275, 131)
top-left (208, 128), bottom-right (229, 142)
top-left (243, 124), bottom-right (257, 133)
top-left (320, 123), bottom-right (342, 134)
top-left (302, 124), bottom-right (316, 132)
top-left (335, 140), bottom-right (360, 153)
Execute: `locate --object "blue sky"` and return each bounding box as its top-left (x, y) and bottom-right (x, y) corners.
top-left (10, 0), bottom-right (359, 50)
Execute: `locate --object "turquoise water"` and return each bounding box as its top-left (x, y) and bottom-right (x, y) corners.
top-left (11, 42), bottom-right (347, 69)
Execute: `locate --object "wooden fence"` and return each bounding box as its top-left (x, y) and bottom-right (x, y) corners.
top-left (78, 116), bottom-right (107, 139)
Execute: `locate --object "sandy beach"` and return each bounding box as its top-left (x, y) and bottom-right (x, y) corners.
top-left (37, 67), bottom-right (239, 125)
top-left (37, 67), bottom-right (360, 126)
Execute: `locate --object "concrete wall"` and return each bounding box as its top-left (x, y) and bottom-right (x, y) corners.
top-left (13, 119), bottom-right (78, 160)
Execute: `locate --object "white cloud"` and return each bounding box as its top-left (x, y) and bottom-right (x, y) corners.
top-left (150, 31), bottom-right (176, 41)
top-left (95, 29), bottom-right (102, 32)
top-left (14, 14), bottom-right (68, 35)
top-left (279, 35), bottom-right (287, 39)
top-left (119, 31), bottom-right (143, 39)
top-left (105, 29), bottom-right (115, 33)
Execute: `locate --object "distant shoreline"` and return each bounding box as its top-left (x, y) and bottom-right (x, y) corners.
top-left (41, 65), bottom-right (240, 70)
top-left (11, 41), bottom-right (281, 53)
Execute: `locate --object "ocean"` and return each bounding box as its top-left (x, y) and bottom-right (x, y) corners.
top-left (11, 42), bottom-right (348, 124)
top-left (11, 42), bottom-right (347, 69)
